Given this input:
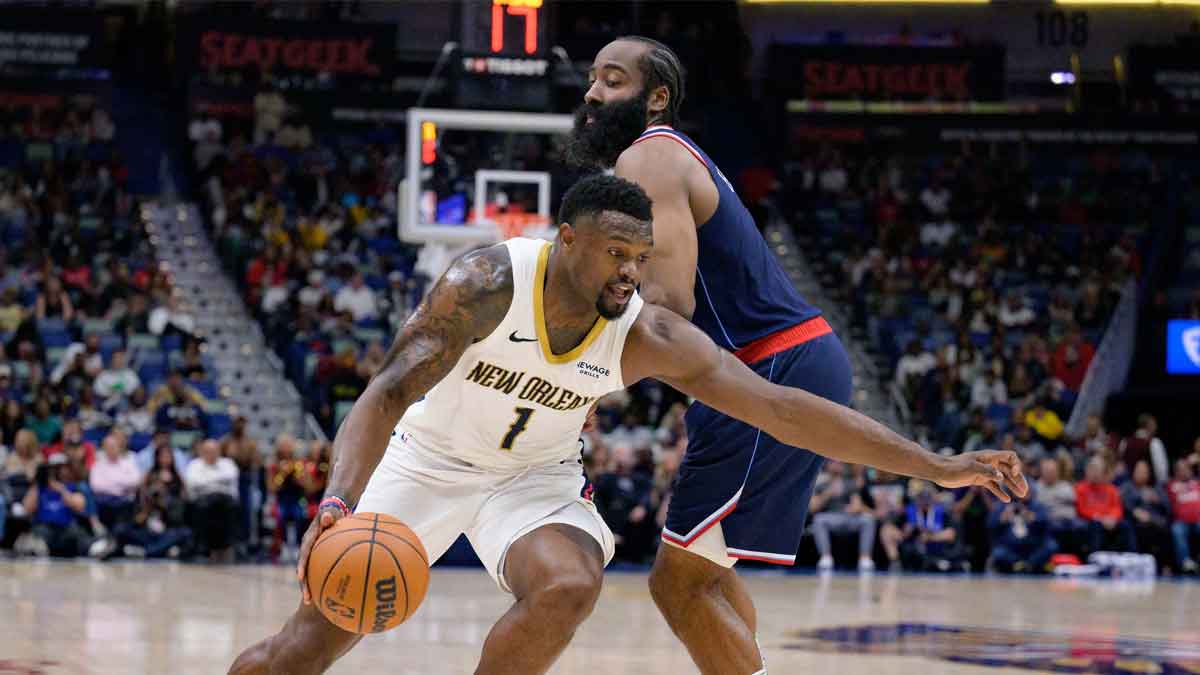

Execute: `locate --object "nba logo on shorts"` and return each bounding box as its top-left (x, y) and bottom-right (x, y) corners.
top-left (1166, 320), bottom-right (1200, 374)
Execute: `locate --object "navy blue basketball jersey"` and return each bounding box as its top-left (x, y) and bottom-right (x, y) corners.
top-left (632, 126), bottom-right (821, 351)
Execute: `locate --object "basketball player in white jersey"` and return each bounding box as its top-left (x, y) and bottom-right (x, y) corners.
top-left (229, 175), bottom-right (1026, 675)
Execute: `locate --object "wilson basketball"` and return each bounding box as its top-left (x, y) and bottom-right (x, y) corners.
top-left (306, 512), bottom-right (430, 634)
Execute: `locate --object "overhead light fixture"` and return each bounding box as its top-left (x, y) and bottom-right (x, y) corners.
top-left (1050, 71), bottom-right (1077, 85)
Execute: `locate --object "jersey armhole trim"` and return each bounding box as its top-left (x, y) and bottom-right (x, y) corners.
top-left (632, 131), bottom-right (706, 169)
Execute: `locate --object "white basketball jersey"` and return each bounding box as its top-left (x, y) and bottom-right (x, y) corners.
top-left (396, 238), bottom-right (644, 471)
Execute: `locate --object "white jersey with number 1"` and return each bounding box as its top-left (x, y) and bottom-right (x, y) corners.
top-left (395, 237), bottom-right (644, 472)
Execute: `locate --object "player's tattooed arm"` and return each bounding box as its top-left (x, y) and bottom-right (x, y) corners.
top-left (323, 244), bottom-right (514, 508)
top-left (622, 305), bottom-right (1028, 502)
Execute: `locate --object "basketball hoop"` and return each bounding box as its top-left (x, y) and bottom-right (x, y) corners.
top-left (491, 212), bottom-right (553, 241)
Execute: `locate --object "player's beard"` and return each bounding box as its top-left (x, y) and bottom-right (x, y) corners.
top-left (595, 293), bottom-right (629, 320)
top-left (564, 90), bottom-right (651, 169)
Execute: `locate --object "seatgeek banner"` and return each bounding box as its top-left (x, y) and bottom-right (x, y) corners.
top-left (767, 44), bottom-right (1006, 102)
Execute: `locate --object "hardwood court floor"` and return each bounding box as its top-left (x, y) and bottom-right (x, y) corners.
top-left (2, 560), bottom-right (1199, 675)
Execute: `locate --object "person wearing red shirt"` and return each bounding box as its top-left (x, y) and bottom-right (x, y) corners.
top-left (42, 419), bottom-right (96, 470)
top-left (1167, 459), bottom-right (1200, 574)
top-left (1076, 456), bottom-right (1136, 553)
top-left (1051, 327), bottom-right (1095, 393)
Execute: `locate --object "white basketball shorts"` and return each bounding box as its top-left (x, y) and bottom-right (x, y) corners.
top-left (355, 431), bottom-right (615, 593)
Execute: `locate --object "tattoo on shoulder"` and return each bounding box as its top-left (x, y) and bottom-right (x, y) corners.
top-left (374, 244), bottom-right (513, 411)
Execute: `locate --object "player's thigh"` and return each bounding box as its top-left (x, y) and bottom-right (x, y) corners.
top-left (355, 437), bottom-right (488, 564)
top-left (467, 461), bottom-right (613, 593)
top-left (269, 600), bottom-right (363, 667)
top-left (502, 522), bottom-right (606, 600)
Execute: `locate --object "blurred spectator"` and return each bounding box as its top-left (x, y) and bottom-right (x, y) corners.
top-left (1118, 414), bottom-right (1170, 485)
top-left (1167, 459), bottom-right (1200, 574)
top-left (4, 429), bottom-right (41, 542)
top-left (950, 481), bottom-right (997, 572)
top-left (116, 293), bottom-right (153, 335)
top-left (135, 428), bottom-right (190, 476)
top-left (895, 340), bottom-right (935, 393)
top-left (897, 480), bottom-right (964, 572)
top-left (1024, 399), bottom-right (1064, 443)
top-left (113, 444), bottom-right (191, 559)
top-left (970, 369), bottom-right (1007, 410)
top-left (594, 444), bottom-right (655, 563)
top-left (26, 396), bottom-right (63, 445)
top-left (1121, 460), bottom-right (1172, 571)
top-left (267, 434), bottom-right (307, 563)
top-left (115, 387), bottom-right (155, 436)
top-left (184, 439), bottom-right (240, 563)
top-left (75, 388), bottom-right (113, 432)
top-left (1051, 327), bottom-right (1095, 392)
top-left (253, 84), bottom-right (287, 144)
top-left (988, 500), bottom-right (1057, 574)
top-left (90, 433), bottom-right (142, 527)
top-left (35, 276), bottom-right (74, 322)
top-left (188, 110), bottom-right (224, 172)
top-left (1072, 414), bottom-right (1116, 464)
top-left (334, 272), bottom-right (378, 322)
top-left (1034, 457), bottom-right (1083, 546)
top-left (43, 419), bottom-right (96, 469)
top-left (1013, 424), bottom-right (1048, 465)
top-left (998, 293), bottom-right (1036, 329)
top-left (1, 399), bottom-right (27, 445)
top-left (148, 295), bottom-right (197, 339)
top-left (0, 288), bottom-right (27, 332)
top-left (19, 454), bottom-right (101, 557)
top-left (919, 179), bottom-right (951, 219)
top-left (150, 370), bottom-right (209, 433)
top-left (1076, 457), bottom-right (1136, 553)
top-left (810, 462), bottom-right (877, 572)
top-left (94, 350), bottom-right (141, 408)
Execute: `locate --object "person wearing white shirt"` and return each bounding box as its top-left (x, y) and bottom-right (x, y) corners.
top-left (998, 295), bottom-right (1036, 329)
top-left (920, 220), bottom-right (957, 248)
top-left (94, 350), bottom-right (141, 408)
top-left (971, 371), bottom-right (1009, 409)
top-left (920, 182), bottom-right (951, 217)
top-left (894, 341), bottom-right (936, 389)
top-left (334, 273), bottom-right (378, 322)
top-left (184, 439), bottom-right (240, 562)
top-left (149, 295), bottom-right (197, 337)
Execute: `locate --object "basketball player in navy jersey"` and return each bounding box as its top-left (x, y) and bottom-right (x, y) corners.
top-left (566, 37), bottom-right (991, 674)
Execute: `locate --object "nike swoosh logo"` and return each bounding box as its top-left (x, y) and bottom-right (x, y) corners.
top-left (509, 331), bottom-right (538, 343)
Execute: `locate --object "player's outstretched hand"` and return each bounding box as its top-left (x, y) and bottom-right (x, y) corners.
top-left (297, 506), bottom-right (343, 604)
top-left (935, 450), bottom-right (1029, 503)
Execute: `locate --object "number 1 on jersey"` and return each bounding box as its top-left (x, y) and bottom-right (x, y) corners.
top-left (501, 407), bottom-right (535, 451)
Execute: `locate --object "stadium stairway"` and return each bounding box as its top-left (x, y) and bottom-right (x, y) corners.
top-left (764, 215), bottom-right (906, 434)
top-left (145, 202), bottom-right (314, 446)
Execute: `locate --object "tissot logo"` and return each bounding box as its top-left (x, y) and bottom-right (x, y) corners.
top-left (577, 361), bottom-right (609, 379)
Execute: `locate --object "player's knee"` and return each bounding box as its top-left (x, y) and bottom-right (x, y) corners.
top-left (532, 568), bottom-right (602, 624)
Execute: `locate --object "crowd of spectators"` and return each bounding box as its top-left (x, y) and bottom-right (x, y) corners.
top-left (0, 98), bottom-right (321, 564)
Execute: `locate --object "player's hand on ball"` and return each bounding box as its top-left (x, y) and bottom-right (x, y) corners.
top-left (297, 505), bottom-right (344, 604)
top-left (935, 450), bottom-right (1029, 503)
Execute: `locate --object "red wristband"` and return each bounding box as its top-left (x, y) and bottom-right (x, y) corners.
top-left (319, 496), bottom-right (351, 517)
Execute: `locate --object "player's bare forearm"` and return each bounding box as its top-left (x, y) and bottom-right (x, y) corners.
top-left (627, 305), bottom-right (947, 482)
top-left (324, 245), bottom-right (513, 507)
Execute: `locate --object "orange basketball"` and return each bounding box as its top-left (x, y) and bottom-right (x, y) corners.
top-left (305, 512), bottom-right (430, 634)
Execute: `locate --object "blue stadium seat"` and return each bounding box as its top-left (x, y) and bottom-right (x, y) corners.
top-left (139, 363), bottom-right (167, 384)
top-left (129, 432), bottom-right (152, 452)
top-left (207, 413), bottom-right (233, 438)
top-left (191, 380), bottom-right (218, 400)
top-left (83, 426), bottom-right (110, 446)
top-left (40, 330), bottom-right (72, 349)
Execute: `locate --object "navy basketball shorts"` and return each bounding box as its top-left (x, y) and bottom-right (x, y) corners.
top-left (662, 331), bottom-right (853, 565)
